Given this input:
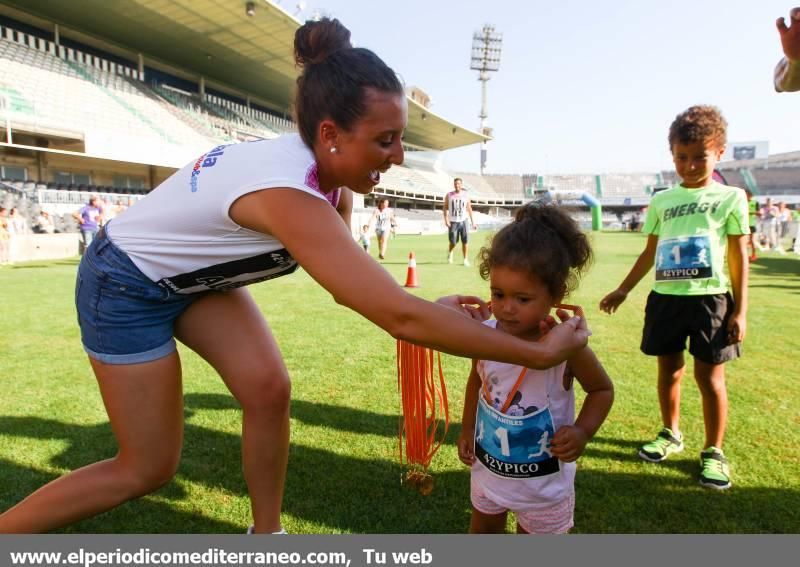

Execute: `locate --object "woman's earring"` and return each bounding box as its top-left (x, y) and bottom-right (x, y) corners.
top-left (330, 146), bottom-right (337, 154)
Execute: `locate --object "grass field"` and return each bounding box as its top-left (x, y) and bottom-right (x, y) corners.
top-left (1, 231), bottom-right (798, 533)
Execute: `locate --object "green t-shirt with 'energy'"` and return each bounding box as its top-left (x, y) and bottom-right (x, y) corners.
top-left (643, 182), bottom-right (749, 296)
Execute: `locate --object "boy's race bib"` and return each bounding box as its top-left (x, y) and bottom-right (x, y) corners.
top-left (474, 396), bottom-right (560, 479)
top-left (655, 235), bottom-right (712, 281)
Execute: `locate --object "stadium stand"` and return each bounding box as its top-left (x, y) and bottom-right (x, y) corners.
top-left (481, 174), bottom-right (525, 198)
top-left (751, 167), bottom-right (800, 197)
top-left (0, 32), bottom-right (214, 163)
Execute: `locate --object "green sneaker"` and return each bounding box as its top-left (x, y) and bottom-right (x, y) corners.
top-left (699, 447), bottom-right (732, 490)
top-left (638, 427), bottom-right (684, 462)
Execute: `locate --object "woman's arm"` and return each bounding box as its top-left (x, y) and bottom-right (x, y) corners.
top-left (549, 347), bottom-right (614, 462)
top-left (230, 188), bottom-right (589, 369)
top-left (336, 188), bottom-right (353, 228)
top-left (457, 360), bottom-right (482, 466)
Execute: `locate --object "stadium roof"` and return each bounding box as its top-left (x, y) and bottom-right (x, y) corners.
top-left (1, 0), bottom-right (488, 150)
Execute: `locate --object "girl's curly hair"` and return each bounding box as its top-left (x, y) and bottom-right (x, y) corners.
top-left (478, 203), bottom-right (593, 299)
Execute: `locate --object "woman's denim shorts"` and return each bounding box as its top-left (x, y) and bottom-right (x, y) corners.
top-left (76, 229), bottom-right (200, 365)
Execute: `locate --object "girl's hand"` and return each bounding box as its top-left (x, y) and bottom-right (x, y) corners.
top-left (435, 295), bottom-right (491, 322)
top-left (550, 425), bottom-right (589, 462)
top-left (457, 431), bottom-right (476, 466)
top-left (599, 289), bottom-right (628, 314)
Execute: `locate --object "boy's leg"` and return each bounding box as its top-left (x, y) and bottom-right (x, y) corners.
top-left (693, 358), bottom-right (727, 450)
top-left (639, 293), bottom-right (690, 462)
top-left (638, 352), bottom-right (686, 462)
top-left (694, 356), bottom-right (732, 490)
top-left (688, 293), bottom-right (737, 489)
top-left (657, 352), bottom-right (686, 433)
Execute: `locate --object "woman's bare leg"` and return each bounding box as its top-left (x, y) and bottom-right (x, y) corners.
top-left (175, 288), bottom-right (290, 534)
top-left (0, 354), bottom-right (184, 533)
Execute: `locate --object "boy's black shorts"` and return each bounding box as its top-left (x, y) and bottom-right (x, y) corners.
top-left (640, 291), bottom-right (741, 364)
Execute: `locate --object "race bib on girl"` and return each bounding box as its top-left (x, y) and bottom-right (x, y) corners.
top-left (474, 396), bottom-right (560, 479)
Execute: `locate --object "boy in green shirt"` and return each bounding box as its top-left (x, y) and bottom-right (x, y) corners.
top-left (600, 105), bottom-right (749, 490)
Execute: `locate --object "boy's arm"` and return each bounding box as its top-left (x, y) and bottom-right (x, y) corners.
top-left (442, 194), bottom-right (450, 227)
top-left (726, 234), bottom-right (749, 343)
top-left (599, 234), bottom-right (658, 313)
top-left (457, 360), bottom-right (482, 466)
top-left (550, 347), bottom-right (614, 463)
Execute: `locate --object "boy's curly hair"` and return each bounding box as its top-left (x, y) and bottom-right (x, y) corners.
top-left (478, 203), bottom-right (593, 300)
top-left (668, 105), bottom-right (727, 150)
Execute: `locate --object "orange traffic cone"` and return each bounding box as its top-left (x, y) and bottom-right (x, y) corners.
top-left (404, 252), bottom-right (420, 288)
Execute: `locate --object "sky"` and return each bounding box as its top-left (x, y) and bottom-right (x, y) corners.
top-left (281, 0), bottom-right (798, 175)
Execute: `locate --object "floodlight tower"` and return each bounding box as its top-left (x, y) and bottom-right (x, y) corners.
top-left (470, 24), bottom-right (502, 174)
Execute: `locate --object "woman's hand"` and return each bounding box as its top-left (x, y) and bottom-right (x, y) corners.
top-left (536, 316), bottom-right (591, 367)
top-left (435, 295), bottom-right (491, 322)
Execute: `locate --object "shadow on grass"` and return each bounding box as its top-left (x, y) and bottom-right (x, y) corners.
top-left (749, 256), bottom-right (800, 277)
top-left (186, 394), bottom-right (401, 439)
top-left (0, 413), bottom-right (468, 533)
top-left (574, 468), bottom-right (800, 533)
top-left (749, 283), bottom-right (800, 293)
top-left (1, 410), bottom-right (797, 533)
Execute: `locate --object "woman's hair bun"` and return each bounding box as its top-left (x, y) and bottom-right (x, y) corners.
top-left (294, 18), bottom-right (352, 67)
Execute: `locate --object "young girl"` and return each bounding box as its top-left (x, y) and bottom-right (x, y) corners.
top-left (458, 204), bottom-right (614, 534)
top-left (359, 224), bottom-right (371, 252)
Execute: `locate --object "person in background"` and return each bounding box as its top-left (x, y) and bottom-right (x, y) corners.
top-left (778, 201), bottom-right (792, 245)
top-left (358, 224), bottom-right (371, 253)
top-left (7, 207), bottom-right (27, 263)
top-left (444, 178), bottom-right (476, 266)
top-left (744, 190), bottom-right (758, 261)
top-left (0, 207), bottom-right (10, 265)
top-left (35, 211), bottom-right (56, 234)
top-left (72, 196), bottom-right (103, 251)
top-left (369, 198), bottom-right (395, 260)
top-left (760, 198), bottom-right (780, 252)
top-left (793, 204), bottom-right (800, 254)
